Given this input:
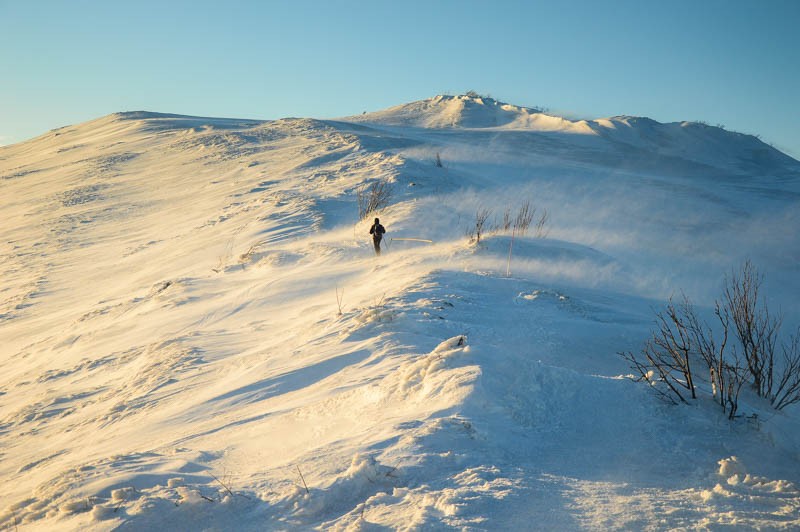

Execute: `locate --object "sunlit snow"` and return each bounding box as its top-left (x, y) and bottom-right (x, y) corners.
top-left (1, 95), bottom-right (799, 530)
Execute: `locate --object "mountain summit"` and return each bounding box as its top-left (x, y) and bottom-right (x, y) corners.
top-left (342, 93), bottom-right (797, 175)
top-left (343, 93), bottom-right (592, 133)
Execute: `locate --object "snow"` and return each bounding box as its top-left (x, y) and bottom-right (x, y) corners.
top-left (1, 95), bottom-right (800, 530)
top-left (343, 94), bottom-right (595, 134)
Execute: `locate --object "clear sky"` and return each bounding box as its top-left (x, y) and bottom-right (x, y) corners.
top-left (1, 0), bottom-right (799, 157)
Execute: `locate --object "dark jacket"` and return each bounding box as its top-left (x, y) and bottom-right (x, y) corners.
top-left (370, 222), bottom-right (386, 240)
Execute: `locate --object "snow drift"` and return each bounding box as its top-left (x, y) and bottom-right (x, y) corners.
top-left (1, 95), bottom-right (799, 530)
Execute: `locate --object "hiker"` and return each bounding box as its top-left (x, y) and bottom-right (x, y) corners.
top-left (369, 217), bottom-right (386, 255)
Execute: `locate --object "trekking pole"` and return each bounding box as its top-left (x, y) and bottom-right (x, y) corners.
top-left (391, 238), bottom-right (433, 244)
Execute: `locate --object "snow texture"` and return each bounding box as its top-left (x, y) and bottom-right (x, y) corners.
top-left (1, 94), bottom-right (799, 530)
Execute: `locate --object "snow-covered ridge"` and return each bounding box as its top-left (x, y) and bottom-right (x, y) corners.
top-left (1, 96), bottom-right (799, 530)
top-left (339, 94), bottom-right (797, 174)
top-left (589, 115), bottom-right (798, 172)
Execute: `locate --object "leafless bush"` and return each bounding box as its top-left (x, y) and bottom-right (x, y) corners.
top-left (535, 209), bottom-right (550, 238)
top-left (720, 261), bottom-right (800, 409)
top-left (467, 207), bottom-right (492, 244)
top-left (685, 300), bottom-right (731, 412)
top-left (498, 201), bottom-right (548, 237)
top-left (621, 294), bottom-right (748, 418)
top-left (357, 179), bottom-right (394, 220)
top-left (622, 262), bottom-right (800, 417)
top-left (620, 296), bottom-right (697, 405)
top-left (722, 261), bottom-right (781, 399)
top-left (501, 208), bottom-right (512, 232)
top-left (687, 298), bottom-right (749, 418)
top-left (513, 201), bottom-right (534, 235)
top-left (773, 329), bottom-right (800, 410)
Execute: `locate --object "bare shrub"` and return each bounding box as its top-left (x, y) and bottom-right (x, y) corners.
top-left (683, 299), bottom-right (748, 418)
top-left (513, 201), bottom-right (534, 235)
top-left (621, 294), bottom-right (749, 417)
top-left (498, 201), bottom-right (548, 238)
top-left (357, 180), bottom-right (393, 220)
top-left (720, 261), bottom-right (800, 409)
top-left (773, 329), bottom-right (800, 410)
top-left (722, 261), bottom-right (781, 399)
top-left (721, 355), bottom-right (749, 418)
top-left (501, 208), bottom-right (512, 231)
top-left (682, 299), bottom-right (728, 407)
top-left (472, 207), bottom-right (492, 244)
top-left (535, 209), bottom-right (550, 238)
top-left (622, 262), bottom-right (800, 417)
top-left (470, 201), bottom-right (550, 261)
top-left (620, 296), bottom-right (697, 405)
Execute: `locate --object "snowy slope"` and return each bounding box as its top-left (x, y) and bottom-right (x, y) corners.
top-left (1, 96), bottom-right (800, 530)
top-left (345, 94), bottom-right (798, 176)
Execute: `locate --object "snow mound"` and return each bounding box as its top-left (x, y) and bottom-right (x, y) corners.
top-left (341, 94), bottom-right (798, 174)
top-left (589, 115), bottom-right (798, 172)
top-left (343, 94), bottom-right (595, 133)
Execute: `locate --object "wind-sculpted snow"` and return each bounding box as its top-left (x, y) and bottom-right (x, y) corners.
top-left (1, 97), bottom-right (799, 530)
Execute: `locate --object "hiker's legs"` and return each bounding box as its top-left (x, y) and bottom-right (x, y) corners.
top-left (373, 237), bottom-right (381, 255)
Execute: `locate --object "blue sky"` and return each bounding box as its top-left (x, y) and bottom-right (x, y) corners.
top-left (1, 0), bottom-right (799, 157)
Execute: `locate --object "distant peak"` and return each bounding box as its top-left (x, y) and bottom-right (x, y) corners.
top-left (434, 93), bottom-right (545, 114)
top-left (341, 94), bottom-right (588, 132)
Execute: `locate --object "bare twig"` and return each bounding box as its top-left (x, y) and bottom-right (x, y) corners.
top-left (209, 472), bottom-right (234, 497)
top-left (296, 465), bottom-right (310, 494)
top-left (535, 209), bottom-right (550, 238)
top-left (209, 472), bottom-right (252, 500)
top-left (472, 207), bottom-right (492, 244)
top-left (513, 200), bottom-right (534, 235)
top-left (335, 285), bottom-right (344, 316)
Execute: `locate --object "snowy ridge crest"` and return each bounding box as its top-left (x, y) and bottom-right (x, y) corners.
top-left (0, 94), bottom-right (799, 530)
top-left (343, 93), bottom-right (595, 133)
